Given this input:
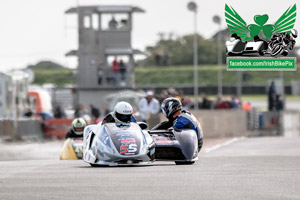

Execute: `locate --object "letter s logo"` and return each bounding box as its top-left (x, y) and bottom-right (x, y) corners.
top-left (120, 145), bottom-right (128, 154)
top-left (128, 144), bottom-right (137, 153)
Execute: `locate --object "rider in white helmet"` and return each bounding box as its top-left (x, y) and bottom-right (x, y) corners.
top-left (65, 118), bottom-right (86, 139)
top-left (102, 101), bottom-right (136, 124)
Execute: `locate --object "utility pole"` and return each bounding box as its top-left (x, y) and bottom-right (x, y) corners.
top-left (187, 2), bottom-right (199, 110)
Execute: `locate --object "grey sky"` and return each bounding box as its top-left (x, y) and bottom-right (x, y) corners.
top-left (0, 0), bottom-right (298, 72)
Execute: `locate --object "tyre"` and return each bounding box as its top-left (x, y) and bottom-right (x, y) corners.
top-left (90, 163), bottom-right (102, 167)
top-left (175, 161), bottom-right (195, 165)
top-left (258, 50), bottom-right (265, 56)
top-left (268, 41), bottom-right (276, 50)
top-left (282, 50), bottom-right (288, 56)
top-left (270, 44), bottom-right (283, 57)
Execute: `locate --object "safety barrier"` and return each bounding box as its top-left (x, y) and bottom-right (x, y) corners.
top-left (0, 120), bottom-right (14, 140)
top-left (152, 110), bottom-right (249, 138)
top-left (0, 119), bottom-right (43, 140)
top-left (42, 118), bottom-right (73, 139)
top-left (150, 110), bottom-right (296, 138)
top-left (192, 110), bottom-right (249, 138)
top-left (283, 110), bottom-right (300, 137)
top-left (1, 110), bottom-right (298, 140)
top-left (247, 111), bottom-right (282, 136)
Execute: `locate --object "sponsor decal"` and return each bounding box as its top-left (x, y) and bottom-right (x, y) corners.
top-left (154, 136), bottom-right (173, 145)
top-left (119, 136), bottom-right (138, 155)
top-left (156, 140), bottom-right (172, 145)
top-left (120, 144), bottom-right (138, 155)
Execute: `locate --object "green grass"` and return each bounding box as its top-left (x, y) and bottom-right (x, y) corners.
top-left (135, 64), bottom-right (300, 86)
top-left (33, 68), bottom-right (75, 86)
top-left (241, 95), bottom-right (300, 101)
top-left (188, 95), bottom-right (300, 103)
top-left (32, 64), bottom-right (300, 88)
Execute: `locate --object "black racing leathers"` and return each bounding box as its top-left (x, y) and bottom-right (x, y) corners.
top-left (65, 129), bottom-right (83, 139)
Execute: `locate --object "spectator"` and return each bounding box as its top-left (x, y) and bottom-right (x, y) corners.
top-left (200, 93), bottom-right (211, 109)
top-left (111, 57), bottom-right (120, 85)
top-left (231, 96), bottom-right (239, 109)
top-left (155, 52), bottom-right (161, 66)
top-left (37, 112), bottom-right (53, 120)
top-left (103, 105), bottom-right (111, 116)
top-left (120, 19), bottom-right (127, 29)
top-left (167, 88), bottom-right (178, 97)
top-left (212, 96), bottom-right (222, 109)
top-left (268, 81), bottom-right (276, 111)
top-left (242, 101), bottom-right (252, 111)
top-left (214, 96), bottom-right (231, 109)
top-left (74, 104), bottom-right (88, 118)
top-left (275, 95), bottom-right (284, 111)
top-left (90, 104), bottom-right (100, 123)
top-left (119, 59), bottom-right (127, 83)
top-left (74, 105), bottom-right (80, 118)
top-left (54, 105), bottom-right (66, 118)
top-left (162, 52), bottom-right (169, 66)
top-left (158, 90), bottom-right (169, 104)
top-left (97, 60), bottom-right (104, 85)
top-left (177, 90), bottom-right (192, 110)
top-left (138, 90), bottom-right (160, 123)
top-left (108, 16), bottom-right (118, 29)
top-left (24, 107), bottom-right (34, 118)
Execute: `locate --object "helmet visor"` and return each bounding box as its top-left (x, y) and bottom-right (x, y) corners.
top-left (74, 127), bottom-right (84, 132)
top-left (115, 112), bottom-right (132, 122)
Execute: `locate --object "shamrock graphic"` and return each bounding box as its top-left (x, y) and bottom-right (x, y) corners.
top-left (247, 15), bottom-right (275, 39)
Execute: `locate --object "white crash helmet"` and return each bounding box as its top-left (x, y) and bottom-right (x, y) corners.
top-left (71, 118), bottom-right (86, 135)
top-left (290, 29), bottom-right (298, 39)
top-left (114, 101), bottom-right (133, 122)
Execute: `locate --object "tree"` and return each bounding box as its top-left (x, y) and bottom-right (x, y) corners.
top-left (25, 60), bottom-right (75, 86)
top-left (143, 32), bottom-right (226, 66)
top-left (27, 61), bottom-right (65, 70)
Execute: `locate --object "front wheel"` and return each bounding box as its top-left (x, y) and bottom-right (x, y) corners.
top-left (282, 50), bottom-right (288, 56)
top-left (258, 50), bottom-right (265, 56)
top-left (175, 161), bottom-right (195, 165)
top-left (270, 44), bottom-right (283, 57)
top-left (90, 163), bottom-right (105, 167)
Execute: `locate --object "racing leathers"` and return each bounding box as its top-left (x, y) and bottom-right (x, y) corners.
top-left (65, 129), bottom-right (83, 139)
top-left (102, 112), bottom-right (137, 124)
top-left (152, 110), bottom-right (203, 151)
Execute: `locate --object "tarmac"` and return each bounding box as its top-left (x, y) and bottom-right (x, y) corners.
top-left (0, 136), bottom-right (300, 199)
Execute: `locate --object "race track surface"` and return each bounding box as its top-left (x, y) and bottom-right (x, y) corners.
top-left (0, 137), bottom-right (300, 200)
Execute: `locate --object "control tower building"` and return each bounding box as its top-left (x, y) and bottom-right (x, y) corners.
top-left (65, 5), bottom-right (145, 109)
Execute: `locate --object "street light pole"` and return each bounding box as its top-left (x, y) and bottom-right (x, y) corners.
top-left (193, 8), bottom-right (199, 110)
top-left (213, 15), bottom-right (223, 96)
top-left (188, 2), bottom-right (198, 110)
top-left (280, 71), bottom-right (285, 110)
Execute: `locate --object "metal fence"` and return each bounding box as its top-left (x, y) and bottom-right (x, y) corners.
top-left (247, 110), bottom-right (282, 136)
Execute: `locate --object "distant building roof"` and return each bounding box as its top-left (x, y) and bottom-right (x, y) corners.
top-left (65, 5), bottom-right (145, 14)
top-left (65, 49), bottom-right (144, 57)
top-left (105, 48), bottom-right (145, 55)
top-left (65, 50), bottom-right (77, 57)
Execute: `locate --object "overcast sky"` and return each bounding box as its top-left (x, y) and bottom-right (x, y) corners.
top-left (0, 0), bottom-right (298, 72)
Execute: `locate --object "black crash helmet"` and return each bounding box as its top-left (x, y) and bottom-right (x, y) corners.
top-left (161, 97), bottom-right (182, 119)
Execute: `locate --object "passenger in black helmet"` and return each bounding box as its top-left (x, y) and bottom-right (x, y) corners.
top-left (152, 97), bottom-right (203, 150)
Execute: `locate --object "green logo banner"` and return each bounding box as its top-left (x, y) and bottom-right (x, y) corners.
top-left (227, 57), bottom-right (296, 71)
top-left (225, 4), bottom-right (297, 41)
